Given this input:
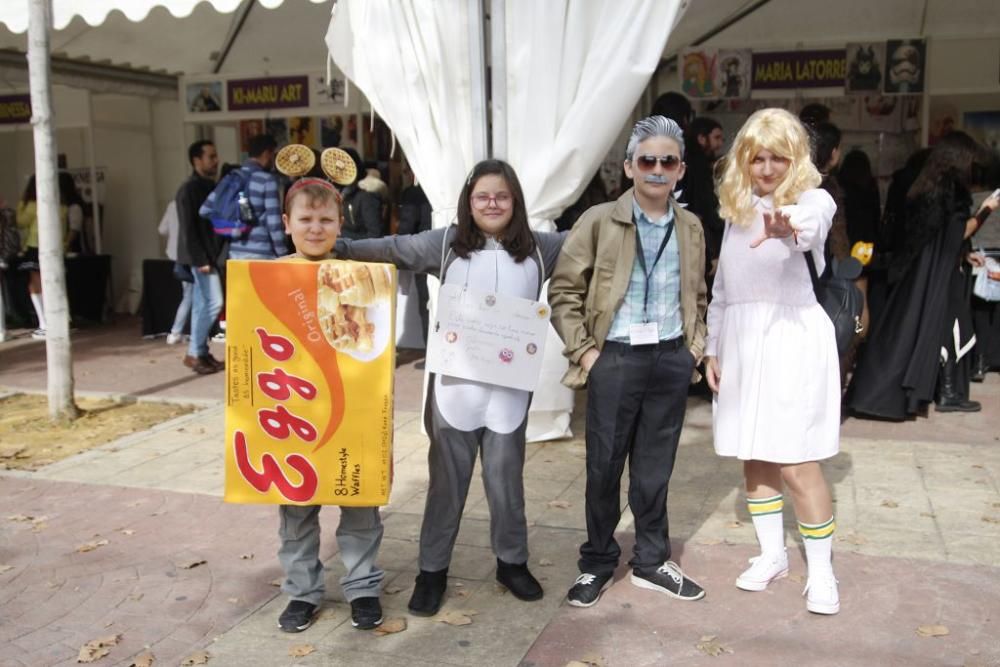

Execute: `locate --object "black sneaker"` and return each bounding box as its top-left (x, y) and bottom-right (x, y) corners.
top-left (277, 600), bottom-right (318, 632)
top-left (566, 572), bottom-right (613, 608)
top-left (408, 568), bottom-right (448, 616)
top-left (631, 561), bottom-right (705, 601)
top-left (350, 596), bottom-right (384, 629)
top-left (496, 559), bottom-right (543, 601)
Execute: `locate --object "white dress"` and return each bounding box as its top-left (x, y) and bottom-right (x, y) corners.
top-left (705, 189), bottom-right (840, 463)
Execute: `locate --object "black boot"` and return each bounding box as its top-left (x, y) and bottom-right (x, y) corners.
top-left (496, 559), bottom-right (544, 601)
top-left (936, 358), bottom-right (981, 412)
top-left (408, 568), bottom-right (448, 616)
top-left (971, 353), bottom-right (987, 383)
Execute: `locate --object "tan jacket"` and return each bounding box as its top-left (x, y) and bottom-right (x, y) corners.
top-left (548, 188), bottom-right (708, 389)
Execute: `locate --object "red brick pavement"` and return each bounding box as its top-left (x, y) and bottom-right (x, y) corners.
top-left (0, 476), bottom-right (338, 667)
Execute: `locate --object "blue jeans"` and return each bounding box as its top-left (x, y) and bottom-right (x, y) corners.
top-left (170, 280), bottom-right (193, 335)
top-left (188, 269), bottom-right (222, 358)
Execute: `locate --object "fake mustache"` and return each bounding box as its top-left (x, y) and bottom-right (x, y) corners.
top-left (643, 174), bottom-right (671, 184)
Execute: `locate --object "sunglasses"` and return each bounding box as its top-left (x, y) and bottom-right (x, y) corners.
top-left (635, 154), bottom-right (682, 171)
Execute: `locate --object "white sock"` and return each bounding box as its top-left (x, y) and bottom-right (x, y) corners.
top-left (799, 517), bottom-right (835, 578)
top-left (30, 292), bottom-right (46, 330)
top-left (748, 494), bottom-right (785, 558)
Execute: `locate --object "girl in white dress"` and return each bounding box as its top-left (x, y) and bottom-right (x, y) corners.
top-left (704, 108), bottom-right (841, 615)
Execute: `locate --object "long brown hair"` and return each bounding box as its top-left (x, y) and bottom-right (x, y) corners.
top-left (452, 159), bottom-right (535, 262)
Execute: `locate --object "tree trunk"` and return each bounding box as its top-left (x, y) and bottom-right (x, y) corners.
top-left (27, 0), bottom-right (78, 421)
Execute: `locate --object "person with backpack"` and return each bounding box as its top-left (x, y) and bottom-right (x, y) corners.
top-left (176, 139), bottom-right (224, 375)
top-left (706, 108), bottom-right (841, 615)
top-left (201, 134), bottom-right (287, 260)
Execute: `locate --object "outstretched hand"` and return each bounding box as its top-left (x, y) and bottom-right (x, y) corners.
top-left (750, 209), bottom-right (796, 248)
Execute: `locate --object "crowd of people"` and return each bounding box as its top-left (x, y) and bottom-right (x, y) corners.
top-left (8, 93), bottom-right (996, 633)
top-left (156, 97), bottom-right (998, 633)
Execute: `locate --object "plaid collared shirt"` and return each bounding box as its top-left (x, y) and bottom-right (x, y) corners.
top-left (606, 199), bottom-right (683, 342)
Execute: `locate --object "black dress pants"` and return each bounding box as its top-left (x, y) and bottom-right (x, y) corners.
top-left (578, 338), bottom-right (695, 576)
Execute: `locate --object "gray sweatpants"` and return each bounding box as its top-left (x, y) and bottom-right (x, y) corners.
top-left (419, 389), bottom-right (530, 572)
top-left (278, 505), bottom-right (385, 606)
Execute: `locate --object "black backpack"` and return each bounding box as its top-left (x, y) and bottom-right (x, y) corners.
top-left (805, 253), bottom-right (864, 358)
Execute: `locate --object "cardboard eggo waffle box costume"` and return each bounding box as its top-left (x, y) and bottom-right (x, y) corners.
top-left (223, 257), bottom-right (396, 506)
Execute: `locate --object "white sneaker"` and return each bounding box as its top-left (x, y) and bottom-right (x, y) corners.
top-left (31, 328), bottom-right (46, 340)
top-left (803, 572), bottom-right (840, 615)
top-left (735, 550), bottom-right (788, 591)
top-left (166, 332), bottom-right (183, 345)
top-left (211, 332), bottom-right (226, 343)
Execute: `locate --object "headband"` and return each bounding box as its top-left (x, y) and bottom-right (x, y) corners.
top-left (285, 177), bottom-right (343, 207)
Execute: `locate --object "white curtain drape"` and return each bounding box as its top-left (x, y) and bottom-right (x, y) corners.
top-left (327, 0), bottom-right (685, 441)
top-left (326, 0), bottom-right (480, 220)
top-left (504, 0), bottom-right (685, 441)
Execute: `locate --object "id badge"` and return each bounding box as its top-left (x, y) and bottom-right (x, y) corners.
top-left (629, 321), bottom-right (659, 346)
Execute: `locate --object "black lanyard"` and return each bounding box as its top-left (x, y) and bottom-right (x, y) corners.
top-left (634, 218), bottom-right (674, 323)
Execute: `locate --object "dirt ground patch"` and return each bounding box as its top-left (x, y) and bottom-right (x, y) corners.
top-left (0, 394), bottom-right (196, 471)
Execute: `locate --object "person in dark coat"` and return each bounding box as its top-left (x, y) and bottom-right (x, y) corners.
top-left (848, 132), bottom-right (999, 419)
top-left (338, 147), bottom-right (384, 240)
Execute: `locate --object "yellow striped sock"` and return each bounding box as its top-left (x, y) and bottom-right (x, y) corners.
top-left (798, 517), bottom-right (836, 540)
top-left (747, 494), bottom-right (783, 517)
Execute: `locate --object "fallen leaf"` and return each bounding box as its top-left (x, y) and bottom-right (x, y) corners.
top-left (383, 585), bottom-right (405, 595)
top-left (695, 635), bottom-right (732, 657)
top-left (176, 559), bottom-right (207, 570)
top-left (0, 446), bottom-right (27, 459)
top-left (76, 539), bottom-right (110, 553)
top-left (180, 650), bottom-right (211, 665)
top-left (77, 634), bottom-right (121, 663)
top-left (269, 577), bottom-right (283, 587)
top-left (128, 593), bottom-right (144, 602)
top-left (226, 597), bottom-right (239, 604)
top-left (726, 520), bottom-right (742, 528)
top-left (916, 624), bottom-right (949, 638)
top-left (696, 537), bottom-right (722, 546)
top-left (288, 645), bottom-right (315, 657)
top-left (454, 588), bottom-right (470, 598)
top-left (538, 558), bottom-right (554, 567)
top-left (120, 530), bottom-right (135, 536)
top-left (0, 564), bottom-right (14, 574)
top-left (920, 512), bottom-right (936, 519)
top-left (971, 464), bottom-right (984, 469)
top-left (548, 500), bottom-right (571, 509)
top-left (993, 503), bottom-right (1000, 509)
top-left (239, 553), bottom-right (254, 560)
top-left (31, 522), bottom-right (48, 533)
top-left (129, 652), bottom-right (155, 667)
top-left (578, 652), bottom-right (605, 666)
top-left (8, 514), bottom-right (34, 522)
top-left (981, 516), bottom-right (1000, 524)
top-left (881, 500), bottom-right (899, 509)
top-left (439, 610), bottom-right (478, 626)
top-left (373, 618), bottom-right (407, 636)
top-left (837, 532), bottom-right (866, 545)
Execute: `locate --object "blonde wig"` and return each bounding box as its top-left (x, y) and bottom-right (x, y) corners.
top-left (717, 107), bottom-right (821, 226)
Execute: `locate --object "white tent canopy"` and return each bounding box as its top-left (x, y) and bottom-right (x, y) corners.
top-left (2, 0), bottom-right (999, 81)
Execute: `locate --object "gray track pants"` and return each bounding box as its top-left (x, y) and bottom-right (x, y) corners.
top-left (419, 389), bottom-right (530, 571)
top-left (278, 504), bottom-right (385, 605)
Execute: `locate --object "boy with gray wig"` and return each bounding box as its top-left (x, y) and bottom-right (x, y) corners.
top-left (550, 114), bottom-right (708, 608)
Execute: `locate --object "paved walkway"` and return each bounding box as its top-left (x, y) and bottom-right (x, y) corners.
top-left (2, 325), bottom-right (999, 666)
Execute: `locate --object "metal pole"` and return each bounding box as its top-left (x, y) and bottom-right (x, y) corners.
top-left (489, 0), bottom-right (506, 160)
top-left (467, 0), bottom-right (488, 162)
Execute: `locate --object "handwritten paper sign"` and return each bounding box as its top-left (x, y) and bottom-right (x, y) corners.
top-left (426, 284), bottom-right (550, 392)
